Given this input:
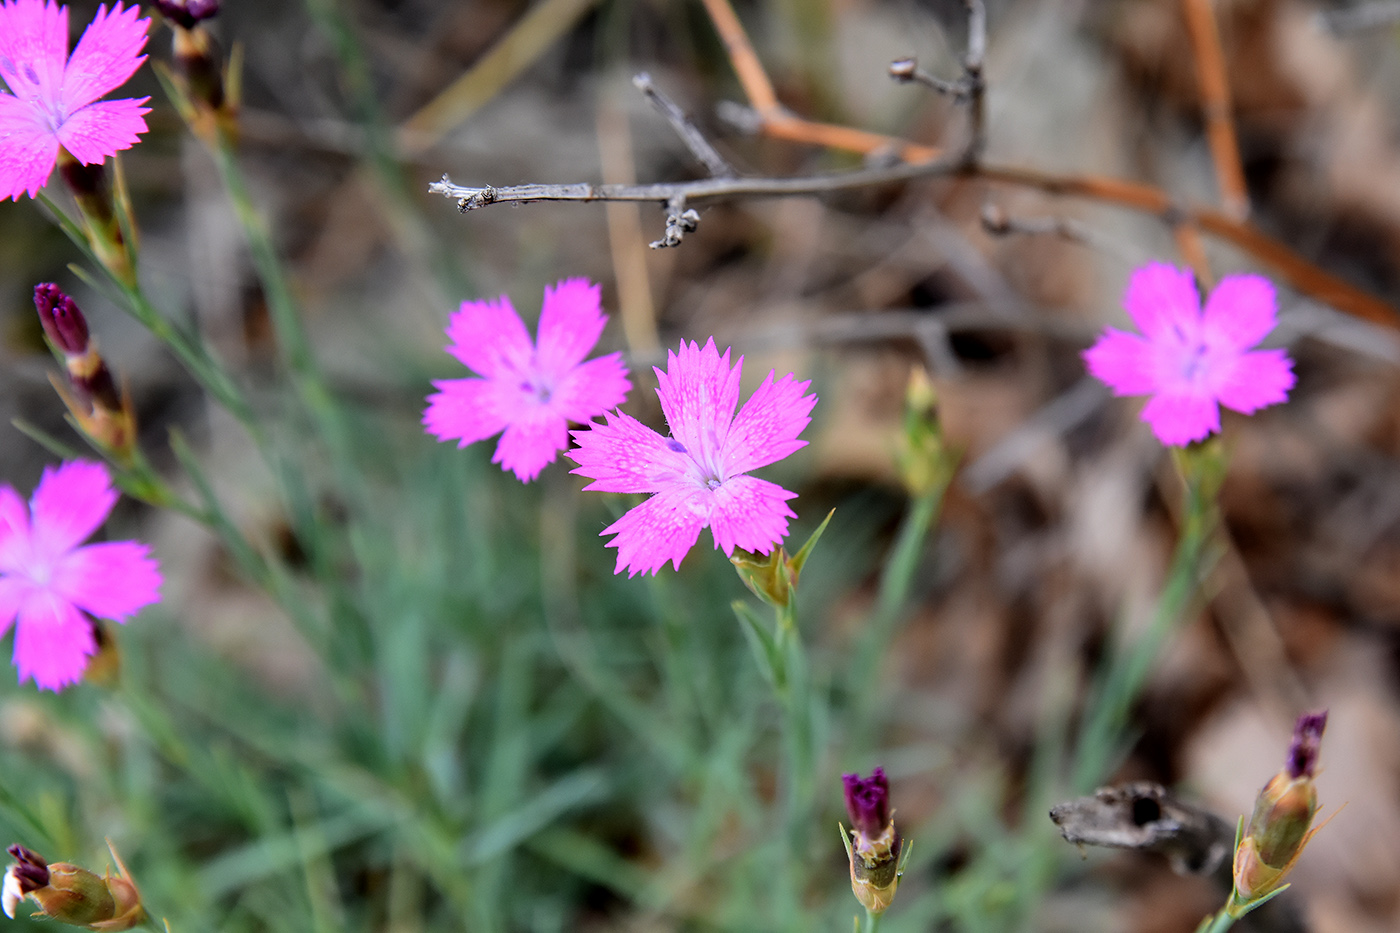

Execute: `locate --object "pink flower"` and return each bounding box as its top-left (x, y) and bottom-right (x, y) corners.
top-left (0, 460), bottom-right (161, 690)
top-left (424, 278), bottom-right (632, 482)
top-left (0, 0), bottom-right (152, 201)
top-left (568, 338), bottom-right (817, 577)
top-left (1083, 262), bottom-right (1296, 446)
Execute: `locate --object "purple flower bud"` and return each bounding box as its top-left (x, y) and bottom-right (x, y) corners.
top-left (843, 767), bottom-right (891, 840)
top-left (5, 845), bottom-right (49, 893)
top-left (33, 284), bottom-right (89, 355)
top-left (152, 0), bottom-right (221, 29)
top-left (1286, 710), bottom-right (1327, 779)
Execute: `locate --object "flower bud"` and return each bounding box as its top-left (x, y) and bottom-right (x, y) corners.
top-left (1228, 711), bottom-right (1327, 916)
top-left (840, 768), bottom-right (907, 916)
top-left (152, 0), bottom-right (221, 28)
top-left (155, 2), bottom-right (238, 146)
top-left (32, 285), bottom-right (138, 460)
top-left (897, 367), bottom-right (957, 499)
top-left (55, 150), bottom-right (136, 287)
top-left (3, 843), bottom-right (146, 930)
top-left (35, 283), bottom-right (90, 355)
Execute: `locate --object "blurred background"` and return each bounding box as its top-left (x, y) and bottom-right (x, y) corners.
top-left (2, 0), bottom-right (1399, 931)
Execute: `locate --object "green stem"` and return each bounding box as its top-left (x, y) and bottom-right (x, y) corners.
top-left (1070, 443), bottom-right (1224, 791)
top-left (864, 908), bottom-right (883, 933)
top-left (849, 480), bottom-right (948, 739)
top-left (1196, 907), bottom-right (1236, 933)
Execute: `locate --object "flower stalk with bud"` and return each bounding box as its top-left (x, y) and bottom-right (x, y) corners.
top-left (34, 284), bottom-right (138, 461)
top-left (840, 768), bottom-right (910, 930)
top-left (1195, 711), bottom-right (1329, 933)
top-left (3, 842), bottom-right (146, 930)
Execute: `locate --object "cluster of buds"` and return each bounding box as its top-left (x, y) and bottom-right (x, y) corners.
top-left (3, 843), bottom-right (145, 930)
top-left (840, 768), bottom-right (909, 917)
top-left (34, 284), bottom-right (137, 461)
top-left (1227, 710), bottom-right (1328, 918)
top-left (152, 1), bottom-right (238, 145)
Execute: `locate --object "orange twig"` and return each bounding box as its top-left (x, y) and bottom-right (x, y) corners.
top-left (698, 0), bottom-right (778, 114)
top-left (1182, 0), bottom-right (1250, 220)
top-left (700, 0), bottom-right (941, 163)
top-left (1172, 223), bottom-right (1214, 288)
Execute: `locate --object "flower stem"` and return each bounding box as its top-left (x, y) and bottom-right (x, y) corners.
top-left (1070, 441), bottom-right (1225, 791)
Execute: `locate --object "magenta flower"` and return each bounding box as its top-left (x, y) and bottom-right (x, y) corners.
top-left (1083, 262), bottom-right (1296, 446)
top-left (0, 460), bottom-right (161, 690)
top-left (0, 0), bottom-right (152, 201)
top-left (424, 278), bottom-right (632, 482)
top-left (568, 338), bottom-right (817, 577)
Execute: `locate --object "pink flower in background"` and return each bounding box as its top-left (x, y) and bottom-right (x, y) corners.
top-left (569, 338), bottom-right (817, 577)
top-left (424, 278), bottom-right (631, 482)
top-left (0, 0), bottom-right (151, 201)
top-left (0, 460), bottom-right (161, 690)
top-left (1083, 262), bottom-right (1295, 446)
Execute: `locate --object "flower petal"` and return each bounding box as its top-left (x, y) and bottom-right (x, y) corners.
top-left (551, 352), bottom-right (630, 424)
top-left (0, 576), bottom-right (27, 639)
top-left (52, 540), bottom-right (160, 621)
top-left (55, 95), bottom-right (149, 164)
top-left (423, 377), bottom-right (515, 447)
top-left (654, 338), bottom-right (742, 470)
top-left (0, 92), bottom-right (58, 199)
top-left (1201, 273), bottom-right (1277, 353)
top-left (28, 460), bottom-right (116, 560)
top-left (706, 474), bottom-right (797, 556)
top-left (599, 485), bottom-right (709, 577)
top-left (723, 370), bottom-right (815, 475)
top-left (12, 589), bottom-right (94, 690)
top-left (443, 294), bottom-right (534, 379)
top-left (1215, 348), bottom-right (1296, 415)
top-left (1083, 328), bottom-right (1157, 396)
top-left (535, 278), bottom-right (607, 377)
top-left (0, 0), bottom-right (68, 101)
top-left (1123, 262), bottom-right (1201, 340)
top-left (491, 408), bottom-right (569, 482)
top-left (60, 2), bottom-right (149, 111)
top-left (1139, 391), bottom-right (1221, 446)
top-left (0, 486), bottom-right (31, 571)
top-left (569, 409), bottom-right (687, 493)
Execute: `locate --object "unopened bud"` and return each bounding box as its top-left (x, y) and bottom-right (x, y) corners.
top-left (32, 285), bottom-right (138, 460)
top-left (55, 150), bottom-right (136, 286)
top-left (3, 842), bottom-right (146, 930)
top-left (152, 0), bottom-right (221, 28)
top-left (841, 768), bottom-right (908, 916)
top-left (1228, 710), bottom-right (1328, 917)
top-left (35, 283), bottom-right (90, 355)
top-left (898, 367), bottom-right (957, 498)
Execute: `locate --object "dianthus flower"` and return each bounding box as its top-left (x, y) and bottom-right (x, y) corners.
top-left (568, 338), bottom-right (817, 577)
top-left (0, 0), bottom-right (151, 201)
top-left (424, 278), bottom-right (631, 482)
top-left (0, 460), bottom-right (161, 690)
top-left (1083, 262), bottom-right (1295, 446)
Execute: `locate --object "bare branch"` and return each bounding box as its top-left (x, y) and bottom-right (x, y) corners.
top-left (649, 196), bottom-right (700, 249)
top-left (631, 73), bottom-right (736, 178)
top-left (963, 0), bottom-right (988, 163)
top-left (889, 1), bottom-right (986, 163)
top-left (888, 57), bottom-right (972, 99)
top-left (981, 203), bottom-right (1141, 264)
top-left (429, 153), bottom-right (962, 212)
